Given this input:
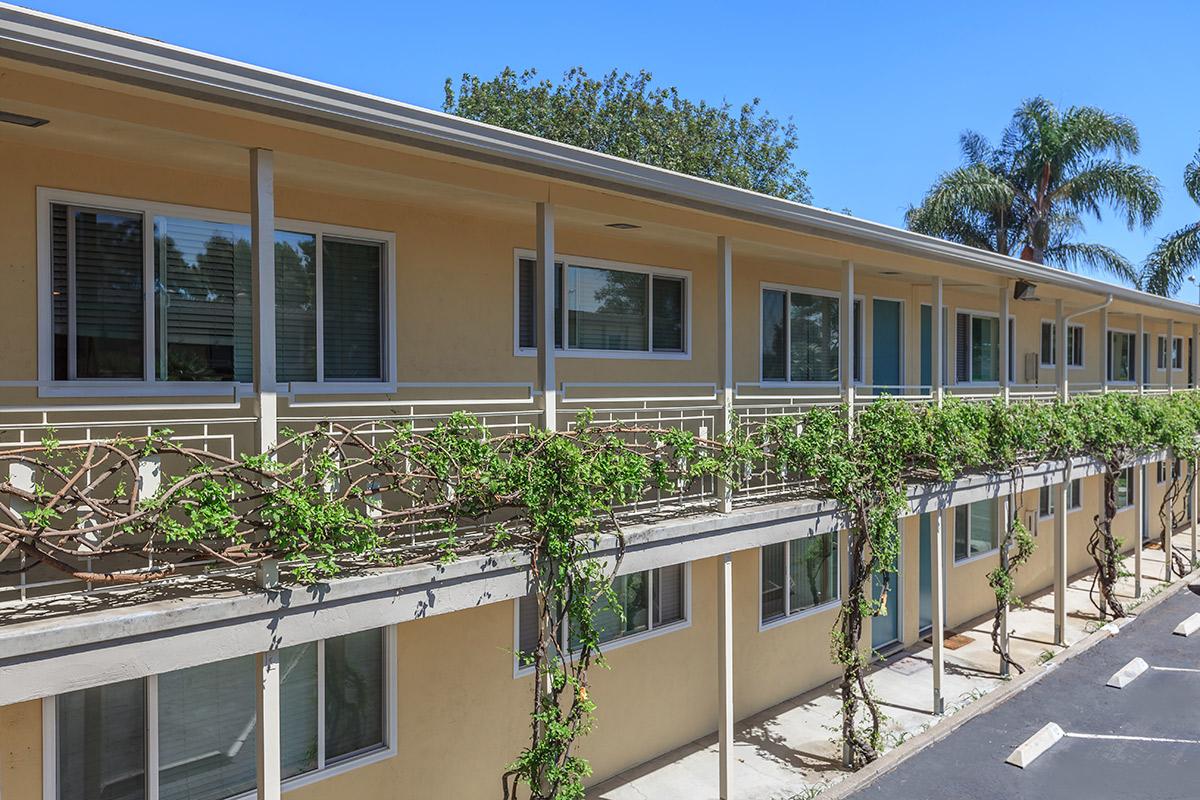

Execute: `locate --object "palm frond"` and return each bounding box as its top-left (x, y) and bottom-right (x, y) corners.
top-left (1054, 160), bottom-right (1161, 229)
top-left (1045, 241), bottom-right (1137, 283)
top-left (1141, 222), bottom-right (1200, 295)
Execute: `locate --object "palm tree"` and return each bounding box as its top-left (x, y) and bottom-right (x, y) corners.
top-left (1141, 148), bottom-right (1200, 296)
top-left (907, 97), bottom-right (1161, 283)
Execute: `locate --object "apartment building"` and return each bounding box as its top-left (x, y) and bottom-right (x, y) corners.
top-left (0, 6), bottom-right (1198, 800)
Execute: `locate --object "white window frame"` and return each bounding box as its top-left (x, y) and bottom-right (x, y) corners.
top-left (37, 187), bottom-right (398, 398)
top-left (953, 498), bottom-right (1001, 565)
top-left (1173, 336), bottom-right (1185, 370)
top-left (41, 627), bottom-right (398, 800)
top-left (1039, 320), bottom-right (1085, 369)
top-left (512, 562), bottom-right (692, 677)
top-left (955, 308), bottom-right (1008, 386)
top-left (758, 531), bottom-right (843, 631)
top-left (1038, 478), bottom-right (1083, 519)
top-left (1107, 328), bottom-right (1137, 385)
top-left (512, 250), bottom-right (692, 360)
top-left (757, 282), bottom-right (865, 386)
top-left (1157, 335), bottom-right (1169, 370)
top-left (1115, 466), bottom-right (1136, 512)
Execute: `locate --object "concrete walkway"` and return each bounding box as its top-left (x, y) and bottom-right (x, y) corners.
top-left (593, 532), bottom-right (1195, 800)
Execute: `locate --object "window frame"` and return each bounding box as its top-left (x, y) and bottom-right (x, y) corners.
top-left (1115, 466), bottom-right (1136, 511)
top-left (1107, 328), bottom-right (1137, 384)
top-left (953, 499), bottom-right (1000, 564)
top-left (1038, 478), bottom-right (1083, 519)
top-left (1173, 336), bottom-right (1185, 370)
top-left (37, 187), bottom-right (397, 397)
top-left (1039, 320), bottom-right (1085, 369)
top-left (512, 250), bottom-right (692, 360)
top-left (512, 563), bottom-right (692, 678)
top-left (954, 308), bottom-right (1009, 385)
top-left (41, 627), bottom-right (398, 800)
top-left (757, 282), bottom-right (865, 386)
top-left (758, 532), bottom-right (843, 631)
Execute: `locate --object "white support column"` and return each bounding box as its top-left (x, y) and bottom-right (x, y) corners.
top-left (536, 202), bottom-right (557, 432)
top-left (1099, 306), bottom-right (1109, 393)
top-left (931, 508), bottom-right (946, 714)
top-left (932, 277), bottom-right (944, 406)
top-left (1136, 464), bottom-right (1145, 598)
top-left (1054, 464), bottom-right (1070, 646)
top-left (1193, 323), bottom-right (1199, 389)
top-left (1136, 314), bottom-right (1146, 394)
top-left (255, 650), bottom-right (281, 800)
top-left (999, 494), bottom-right (1011, 676)
top-left (716, 237), bottom-right (734, 514)
top-left (840, 261), bottom-right (856, 425)
top-left (250, 149), bottom-right (277, 455)
top-left (717, 552), bottom-right (734, 799)
top-left (1165, 468), bottom-right (1175, 581)
top-left (1191, 459), bottom-right (1198, 568)
top-left (1167, 319), bottom-right (1175, 393)
top-left (1055, 299), bottom-right (1068, 402)
top-left (998, 283), bottom-right (1010, 402)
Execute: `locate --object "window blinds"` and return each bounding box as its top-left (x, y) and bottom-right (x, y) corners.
top-left (322, 238), bottom-right (383, 380)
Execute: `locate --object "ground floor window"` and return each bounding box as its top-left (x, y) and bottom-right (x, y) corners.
top-left (954, 499), bottom-right (998, 561)
top-left (1115, 466), bottom-right (1135, 509)
top-left (515, 563), bottom-right (688, 669)
top-left (51, 628), bottom-right (390, 800)
top-left (760, 532), bottom-right (840, 624)
top-left (1038, 478), bottom-right (1082, 517)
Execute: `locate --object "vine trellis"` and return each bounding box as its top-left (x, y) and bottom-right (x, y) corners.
top-left (3, 392), bottom-right (1200, 791)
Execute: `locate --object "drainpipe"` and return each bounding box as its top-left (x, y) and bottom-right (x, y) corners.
top-left (1057, 294), bottom-right (1113, 401)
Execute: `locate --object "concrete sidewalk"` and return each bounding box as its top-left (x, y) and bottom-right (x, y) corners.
top-left (593, 532), bottom-right (1195, 800)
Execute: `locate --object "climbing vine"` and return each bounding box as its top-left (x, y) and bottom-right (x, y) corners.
top-left (987, 515), bottom-right (1036, 674)
top-left (4, 392), bottom-right (1200, 788)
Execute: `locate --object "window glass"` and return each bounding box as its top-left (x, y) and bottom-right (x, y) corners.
top-left (1109, 332), bottom-right (1134, 381)
top-left (970, 316), bottom-right (999, 381)
top-left (789, 292), bottom-right (840, 382)
top-left (1069, 478), bottom-right (1082, 509)
top-left (154, 216), bottom-right (252, 382)
top-left (323, 238), bottom-right (383, 380)
top-left (761, 290), bottom-right (787, 380)
top-left (788, 533), bottom-right (839, 612)
top-left (654, 563), bottom-right (686, 626)
top-left (567, 265), bottom-right (648, 351)
top-left (280, 643), bottom-right (319, 779)
top-left (956, 500), bottom-right (997, 560)
top-left (761, 542), bottom-right (786, 621)
top-left (591, 570), bottom-right (651, 644)
top-left (1041, 322), bottom-right (1054, 365)
top-left (1039, 486), bottom-right (1053, 517)
top-left (57, 678), bottom-right (146, 800)
top-left (275, 231), bottom-right (318, 382)
top-left (158, 656), bottom-right (257, 800)
top-left (51, 204), bottom-right (145, 380)
top-left (1115, 468), bottom-right (1134, 509)
top-left (517, 259), bottom-right (563, 349)
top-left (1068, 326), bottom-right (1084, 367)
top-left (324, 629), bottom-right (385, 762)
top-left (651, 276), bottom-right (685, 352)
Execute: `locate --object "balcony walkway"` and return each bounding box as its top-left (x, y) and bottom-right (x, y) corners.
top-left (593, 531), bottom-right (1193, 800)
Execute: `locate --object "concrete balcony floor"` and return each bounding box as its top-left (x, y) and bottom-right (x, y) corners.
top-left (594, 531), bottom-right (1194, 800)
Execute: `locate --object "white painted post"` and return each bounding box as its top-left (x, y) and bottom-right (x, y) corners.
top-left (931, 508), bottom-right (946, 714)
top-left (841, 261), bottom-right (856, 430)
top-left (716, 237), bottom-right (734, 514)
top-left (1166, 468), bottom-right (1175, 581)
top-left (1099, 306), bottom-right (1109, 393)
top-left (250, 148), bottom-right (279, 592)
top-left (717, 552), bottom-right (734, 799)
top-left (999, 494), bottom-right (1011, 677)
top-left (932, 277), bottom-right (944, 406)
top-left (1054, 464), bottom-right (1069, 646)
top-left (255, 650), bottom-right (281, 800)
top-left (1135, 464), bottom-right (1145, 598)
top-left (1055, 300), bottom-right (1068, 402)
top-left (998, 284), bottom-right (1010, 402)
top-left (1167, 319), bottom-right (1175, 393)
top-left (1191, 459), bottom-right (1198, 568)
top-left (1136, 314), bottom-right (1145, 395)
top-left (536, 202), bottom-right (557, 432)
top-left (1192, 323), bottom-right (1199, 389)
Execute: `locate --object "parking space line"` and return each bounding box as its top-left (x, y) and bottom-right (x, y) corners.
top-left (1063, 732), bottom-right (1200, 745)
top-left (1150, 665), bottom-right (1200, 673)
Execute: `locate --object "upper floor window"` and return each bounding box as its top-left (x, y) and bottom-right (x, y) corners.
top-left (515, 563), bottom-right (687, 668)
top-left (52, 628), bottom-right (390, 800)
top-left (1038, 478), bottom-right (1082, 517)
top-left (761, 286), bottom-right (862, 383)
top-left (955, 312), bottom-right (1000, 383)
top-left (1040, 322), bottom-right (1084, 368)
top-left (45, 192), bottom-right (392, 387)
top-left (1173, 336), bottom-right (1185, 370)
top-left (516, 255), bottom-right (688, 355)
top-left (954, 499), bottom-right (998, 561)
top-left (1107, 331), bottom-right (1136, 382)
top-left (761, 531), bottom-right (840, 625)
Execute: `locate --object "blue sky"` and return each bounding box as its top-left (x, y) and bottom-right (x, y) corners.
top-left (22, 0), bottom-right (1200, 298)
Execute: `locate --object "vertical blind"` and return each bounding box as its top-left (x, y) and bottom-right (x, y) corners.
top-left (51, 204), bottom-right (145, 380)
top-left (324, 629), bottom-right (385, 761)
top-left (57, 678), bottom-right (146, 800)
top-left (789, 292), bottom-right (839, 382)
top-left (517, 258), bottom-right (563, 349)
top-left (761, 290), bottom-right (787, 380)
top-left (275, 232), bottom-right (317, 382)
top-left (322, 238), bottom-right (383, 381)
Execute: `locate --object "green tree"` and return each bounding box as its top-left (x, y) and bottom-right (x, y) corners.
top-left (444, 67), bottom-right (811, 203)
top-left (1141, 147), bottom-right (1200, 295)
top-left (907, 97), bottom-right (1161, 282)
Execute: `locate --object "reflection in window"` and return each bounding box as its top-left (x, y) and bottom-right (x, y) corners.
top-left (57, 678), bottom-right (146, 800)
top-left (762, 532), bottom-right (839, 623)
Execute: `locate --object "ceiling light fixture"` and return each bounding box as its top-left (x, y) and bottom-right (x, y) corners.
top-left (0, 110), bottom-right (49, 127)
top-left (605, 222), bottom-right (641, 230)
top-left (880, 270), bottom-right (901, 276)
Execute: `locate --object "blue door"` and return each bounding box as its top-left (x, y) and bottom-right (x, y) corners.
top-left (919, 513), bottom-right (932, 632)
top-left (872, 299), bottom-right (902, 395)
top-left (871, 565), bottom-right (900, 649)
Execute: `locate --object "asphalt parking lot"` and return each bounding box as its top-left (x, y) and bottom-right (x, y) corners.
top-left (847, 584), bottom-right (1200, 800)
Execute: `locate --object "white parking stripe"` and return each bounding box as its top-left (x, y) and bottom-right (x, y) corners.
top-left (1064, 732), bottom-right (1200, 745)
top-left (1151, 665), bottom-right (1200, 673)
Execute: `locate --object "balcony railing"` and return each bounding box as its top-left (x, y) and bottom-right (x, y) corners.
top-left (0, 378), bottom-right (1190, 604)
